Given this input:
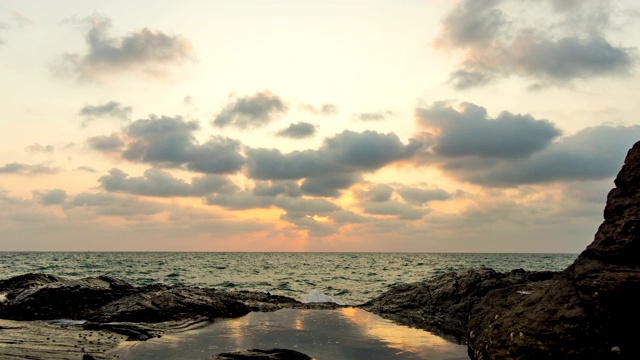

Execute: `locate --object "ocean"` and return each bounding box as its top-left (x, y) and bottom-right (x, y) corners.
top-left (0, 252), bottom-right (576, 305)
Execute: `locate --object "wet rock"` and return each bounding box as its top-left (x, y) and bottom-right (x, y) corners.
top-left (360, 268), bottom-right (556, 341)
top-left (467, 141), bottom-right (640, 360)
top-left (83, 322), bottom-right (162, 341)
top-left (0, 273), bottom-right (64, 295)
top-left (91, 286), bottom-right (251, 323)
top-left (0, 318), bottom-right (127, 359)
top-left (210, 348), bottom-right (313, 359)
top-left (0, 276), bottom-right (135, 320)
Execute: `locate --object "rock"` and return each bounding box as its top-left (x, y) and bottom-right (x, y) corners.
top-left (0, 276), bottom-right (135, 320)
top-left (467, 141), bottom-right (640, 360)
top-left (91, 286), bottom-right (251, 323)
top-left (0, 275), bottom-right (284, 323)
top-left (83, 322), bottom-right (162, 341)
top-left (0, 318), bottom-right (128, 359)
top-left (360, 268), bottom-right (556, 341)
top-left (0, 273), bottom-right (64, 295)
top-left (210, 348), bottom-right (313, 359)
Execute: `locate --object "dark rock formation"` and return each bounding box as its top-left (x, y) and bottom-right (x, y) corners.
top-left (360, 268), bottom-right (556, 341)
top-left (90, 286), bottom-right (250, 323)
top-left (0, 275), bottom-right (298, 324)
top-left (0, 273), bottom-right (63, 294)
top-left (467, 141), bottom-right (640, 360)
top-left (0, 276), bottom-right (135, 320)
top-left (210, 348), bottom-right (313, 360)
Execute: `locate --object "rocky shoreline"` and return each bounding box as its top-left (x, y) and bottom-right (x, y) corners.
top-left (2, 142), bottom-right (640, 359)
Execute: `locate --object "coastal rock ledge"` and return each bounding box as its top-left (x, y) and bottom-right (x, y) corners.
top-left (466, 141), bottom-right (640, 359)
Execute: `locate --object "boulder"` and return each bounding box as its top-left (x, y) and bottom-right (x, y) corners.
top-left (91, 286), bottom-right (250, 323)
top-left (0, 273), bottom-right (65, 295)
top-left (467, 141), bottom-right (640, 360)
top-left (0, 275), bottom-right (135, 320)
top-left (360, 268), bottom-right (555, 340)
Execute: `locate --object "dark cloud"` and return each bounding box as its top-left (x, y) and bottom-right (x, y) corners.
top-left (25, 144), bottom-right (54, 153)
top-left (276, 122), bottom-right (317, 139)
top-left (436, 0), bottom-right (635, 88)
top-left (87, 133), bottom-right (125, 152)
top-left (59, 15), bottom-right (194, 81)
top-left (397, 187), bottom-right (451, 205)
top-left (324, 130), bottom-right (423, 170)
top-left (99, 168), bottom-right (237, 197)
top-left (212, 91), bottom-right (288, 129)
top-left (205, 188), bottom-right (352, 236)
top-left (357, 184), bottom-right (394, 202)
top-left (95, 115), bottom-right (245, 174)
top-left (448, 70), bottom-right (496, 89)
top-left (33, 189), bottom-right (67, 206)
top-left (205, 192), bottom-right (275, 210)
top-left (0, 163), bottom-right (59, 175)
top-left (247, 130), bottom-right (425, 197)
top-left (66, 192), bottom-right (165, 217)
top-left (246, 148), bottom-right (333, 180)
top-left (354, 111), bottom-right (394, 122)
top-left (79, 101), bottom-right (132, 126)
top-left (440, 125), bottom-right (640, 186)
top-left (360, 201), bottom-right (427, 220)
top-left (300, 173), bottom-right (362, 198)
top-left (252, 181), bottom-right (302, 197)
top-left (416, 101), bottom-right (561, 158)
top-left (301, 103), bottom-right (339, 116)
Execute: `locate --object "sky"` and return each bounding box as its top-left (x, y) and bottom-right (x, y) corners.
top-left (1, 0), bottom-right (639, 252)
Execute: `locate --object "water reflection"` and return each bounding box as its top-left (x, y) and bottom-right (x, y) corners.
top-left (113, 308), bottom-right (469, 360)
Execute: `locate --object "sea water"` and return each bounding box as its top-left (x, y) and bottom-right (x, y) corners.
top-left (0, 252), bottom-right (575, 304)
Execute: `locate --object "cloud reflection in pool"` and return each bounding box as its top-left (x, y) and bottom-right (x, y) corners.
top-left (113, 308), bottom-right (469, 360)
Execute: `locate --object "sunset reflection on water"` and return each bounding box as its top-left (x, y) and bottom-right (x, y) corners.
top-left (113, 308), bottom-right (469, 360)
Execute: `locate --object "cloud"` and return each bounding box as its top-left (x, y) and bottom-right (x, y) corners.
top-left (353, 111), bottom-right (395, 122)
top-left (276, 122), bottom-right (317, 139)
top-left (360, 201), bottom-right (427, 220)
top-left (87, 133), bottom-right (125, 152)
top-left (205, 186), bottom-right (358, 236)
top-left (439, 125), bottom-right (640, 186)
top-left (79, 101), bottom-right (132, 126)
top-left (66, 192), bottom-right (165, 217)
top-left (212, 91), bottom-right (288, 129)
top-left (205, 192), bottom-right (275, 210)
top-left (247, 130), bottom-right (425, 197)
top-left (59, 15), bottom-right (194, 81)
top-left (416, 101), bottom-right (561, 158)
top-left (93, 115), bottom-right (245, 174)
top-left (357, 184), bottom-right (394, 202)
top-left (33, 189), bottom-right (67, 205)
top-left (436, 0), bottom-right (635, 88)
top-left (25, 144), bottom-right (54, 153)
top-left (300, 173), bottom-right (362, 197)
top-left (252, 181), bottom-right (302, 197)
top-left (301, 103), bottom-right (339, 116)
top-left (75, 166), bottom-right (97, 173)
top-left (99, 168), bottom-right (238, 197)
top-left (397, 187), bottom-right (452, 205)
top-left (0, 163), bottom-right (59, 175)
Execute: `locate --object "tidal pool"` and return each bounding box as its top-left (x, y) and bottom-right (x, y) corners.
top-left (112, 308), bottom-right (469, 359)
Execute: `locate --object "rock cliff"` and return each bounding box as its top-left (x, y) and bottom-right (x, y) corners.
top-left (467, 141), bottom-right (640, 359)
